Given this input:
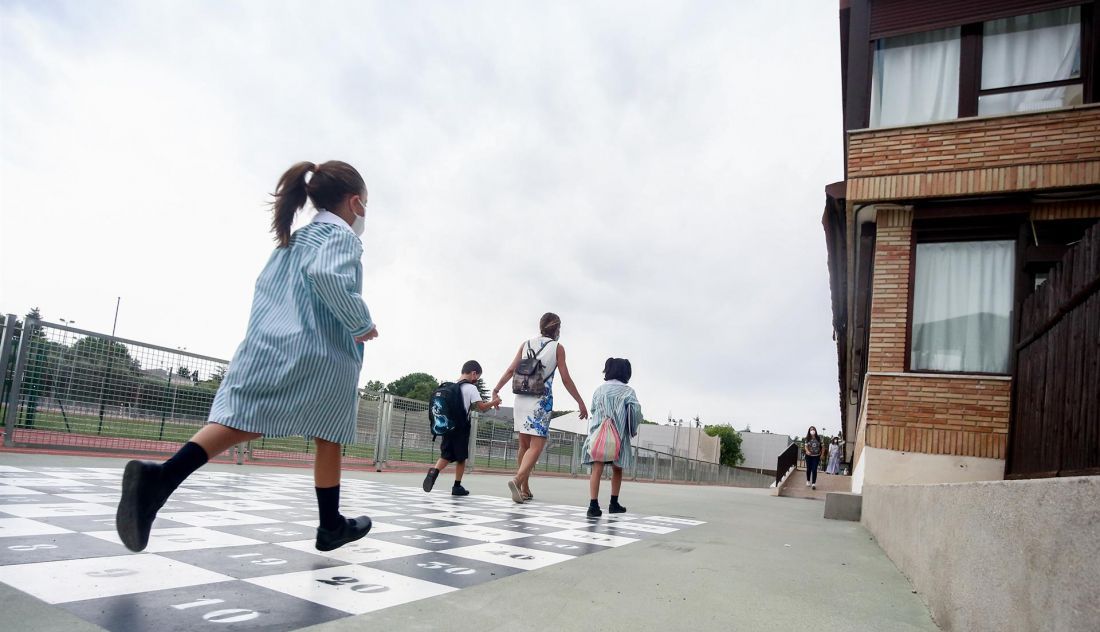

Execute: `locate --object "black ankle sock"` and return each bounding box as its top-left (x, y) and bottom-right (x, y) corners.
top-left (454, 480), bottom-right (461, 486)
top-left (315, 485), bottom-right (344, 530)
top-left (611, 495), bottom-right (621, 506)
top-left (589, 499), bottom-right (599, 509)
top-left (162, 442), bottom-right (208, 493)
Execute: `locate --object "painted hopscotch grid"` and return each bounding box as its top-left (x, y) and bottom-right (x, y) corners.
top-left (0, 465), bottom-right (704, 631)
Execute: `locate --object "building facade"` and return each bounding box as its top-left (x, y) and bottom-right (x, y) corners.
top-left (634, 425), bottom-right (721, 464)
top-left (825, 0), bottom-right (1100, 491)
top-left (737, 430), bottom-right (794, 474)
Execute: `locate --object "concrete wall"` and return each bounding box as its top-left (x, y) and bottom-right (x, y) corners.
top-left (852, 445), bottom-right (1005, 493)
top-left (862, 476), bottom-right (1100, 632)
top-left (737, 431), bottom-right (793, 471)
top-left (635, 426), bottom-right (719, 463)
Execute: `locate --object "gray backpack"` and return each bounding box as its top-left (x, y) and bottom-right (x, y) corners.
top-left (512, 339), bottom-right (552, 397)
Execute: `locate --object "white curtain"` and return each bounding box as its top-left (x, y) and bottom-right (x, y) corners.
top-left (870, 27), bottom-right (960, 128)
top-left (979, 7), bottom-right (1081, 115)
top-left (911, 241), bottom-right (1015, 373)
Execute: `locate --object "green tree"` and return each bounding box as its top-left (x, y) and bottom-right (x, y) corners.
top-left (474, 378), bottom-right (489, 401)
top-left (176, 366), bottom-right (191, 378)
top-left (704, 424), bottom-right (745, 467)
top-left (365, 380), bottom-right (385, 393)
top-left (73, 337), bottom-right (139, 370)
top-left (196, 366), bottom-right (226, 391)
top-left (386, 372), bottom-right (438, 401)
top-left (25, 307), bottom-right (45, 339)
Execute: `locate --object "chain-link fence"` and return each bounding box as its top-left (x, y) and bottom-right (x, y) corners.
top-left (1, 315), bottom-right (773, 488)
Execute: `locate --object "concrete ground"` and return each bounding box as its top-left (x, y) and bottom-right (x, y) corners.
top-left (0, 452), bottom-right (939, 632)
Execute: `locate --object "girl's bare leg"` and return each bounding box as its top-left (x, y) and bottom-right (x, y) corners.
top-left (190, 423), bottom-right (261, 458)
top-left (313, 438), bottom-right (342, 488)
top-left (589, 462), bottom-right (605, 499)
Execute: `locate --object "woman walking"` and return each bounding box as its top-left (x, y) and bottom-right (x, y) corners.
top-left (491, 312), bottom-right (587, 503)
top-left (826, 436), bottom-right (842, 475)
top-left (116, 160), bottom-right (378, 553)
top-left (804, 426), bottom-right (823, 489)
top-left (583, 358), bottom-right (641, 518)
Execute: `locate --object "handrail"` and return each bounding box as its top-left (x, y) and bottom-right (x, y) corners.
top-left (775, 442), bottom-right (799, 487)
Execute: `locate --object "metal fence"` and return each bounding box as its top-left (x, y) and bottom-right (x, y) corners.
top-left (1, 316), bottom-right (773, 488)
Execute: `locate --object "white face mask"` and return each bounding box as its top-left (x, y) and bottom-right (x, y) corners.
top-left (810, 431), bottom-right (817, 437)
top-left (351, 198), bottom-right (366, 236)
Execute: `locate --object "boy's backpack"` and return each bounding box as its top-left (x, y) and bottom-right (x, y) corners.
top-left (429, 380), bottom-right (472, 441)
top-left (512, 339), bottom-right (552, 397)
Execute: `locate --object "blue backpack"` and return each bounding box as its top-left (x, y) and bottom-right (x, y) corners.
top-left (429, 380), bottom-right (472, 440)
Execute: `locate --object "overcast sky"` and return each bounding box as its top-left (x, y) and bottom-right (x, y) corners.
top-left (1, 0), bottom-right (844, 438)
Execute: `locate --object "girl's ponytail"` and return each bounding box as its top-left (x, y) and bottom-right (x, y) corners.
top-left (271, 161), bottom-right (316, 247)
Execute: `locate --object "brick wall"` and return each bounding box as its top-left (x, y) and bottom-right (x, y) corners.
top-left (1031, 201), bottom-right (1100, 221)
top-left (848, 106), bottom-right (1100, 178)
top-left (860, 206), bottom-right (1015, 461)
top-left (864, 374), bottom-right (1011, 459)
top-left (866, 207), bottom-right (912, 372)
top-left (845, 106), bottom-right (1100, 203)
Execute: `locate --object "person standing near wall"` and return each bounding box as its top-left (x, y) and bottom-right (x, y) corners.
top-left (804, 426), bottom-right (822, 489)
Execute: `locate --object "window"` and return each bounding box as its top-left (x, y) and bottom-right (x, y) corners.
top-left (870, 27), bottom-right (961, 127)
top-left (866, 6), bottom-right (1088, 127)
top-left (978, 7), bottom-right (1082, 116)
top-left (911, 240), bottom-right (1015, 373)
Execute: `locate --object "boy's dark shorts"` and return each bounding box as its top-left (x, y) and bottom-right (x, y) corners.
top-left (440, 425), bottom-right (470, 463)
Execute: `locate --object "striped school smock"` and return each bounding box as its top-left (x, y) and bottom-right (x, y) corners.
top-left (581, 380), bottom-right (641, 468)
top-left (208, 211), bottom-right (374, 444)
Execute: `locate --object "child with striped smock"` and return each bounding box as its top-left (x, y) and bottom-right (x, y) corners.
top-left (583, 358), bottom-right (641, 518)
top-left (116, 160), bottom-right (379, 554)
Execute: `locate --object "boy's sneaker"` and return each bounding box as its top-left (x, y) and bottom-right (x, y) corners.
top-left (811, 483), bottom-right (816, 490)
top-left (116, 460), bottom-right (170, 552)
top-left (522, 492), bottom-right (534, 502)
top-left (452, 483), bottom-right (470, 496)
top-left (609, 502), bottom-right (627, 514)
top-left (587, 505), bottom-right (603, 518)
top-left (422, 468), bottom-right (439, 493)
top-left (316, 516), bottom-right (372, 552)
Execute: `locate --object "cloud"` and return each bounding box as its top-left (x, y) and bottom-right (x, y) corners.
top-left (1, 0), bottom-right (844, 438)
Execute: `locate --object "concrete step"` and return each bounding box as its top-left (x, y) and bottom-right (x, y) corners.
top-left (779, 470), bottom-right (850, 500)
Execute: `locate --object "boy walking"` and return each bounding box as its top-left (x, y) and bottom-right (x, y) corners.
top-left (424, 361), bottom-right (501, 496)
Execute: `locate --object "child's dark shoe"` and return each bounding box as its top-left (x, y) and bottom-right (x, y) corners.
top-left (452, 483), bottom-right (470, 496)
top-left (609, 502), bottom-right (627, 514)
top-left (116, 460), bottom-right (170, 552)
top-left (423, 468), bottom-right (439, 493)
top-left (315, 515), bottom-right (372, 552)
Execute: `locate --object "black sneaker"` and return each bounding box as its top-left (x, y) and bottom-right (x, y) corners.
top-left (315, 515), bottom-right (372, 552)
top-left (423, 468), bottom-right (439, 493)
top-left (116, 460), bottom-right (170, 552)
top-left (587, 505), bottom-right (603, 518)
top-left (609, 502), bottom-right (627, 514)
top-left (452, 483), bottom-right (470, 496)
